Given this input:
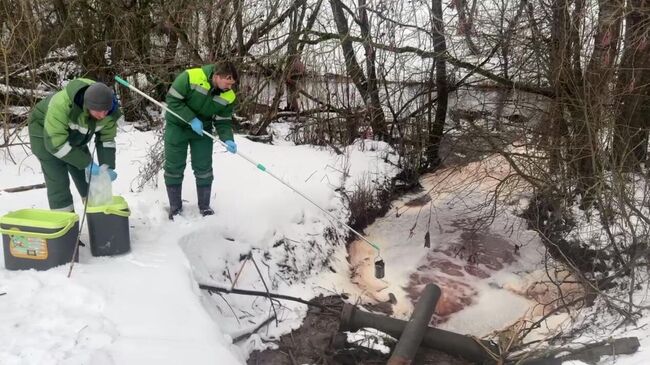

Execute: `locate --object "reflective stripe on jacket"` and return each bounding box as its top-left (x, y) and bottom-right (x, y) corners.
top-left (165, 64), bottom-right (235, 142)
top-left (28, 78), bottom-right (121, 169)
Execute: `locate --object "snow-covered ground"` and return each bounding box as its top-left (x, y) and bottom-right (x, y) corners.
top-left (1, 122), bottom-right (649, 364)
top-left (0, 122), bottom-right (399, 364)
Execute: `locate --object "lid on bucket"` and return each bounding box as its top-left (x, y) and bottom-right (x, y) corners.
top-left (0, 209), bottom-right (79, 230)
top-left (86, 196), bottom-right (130, 217)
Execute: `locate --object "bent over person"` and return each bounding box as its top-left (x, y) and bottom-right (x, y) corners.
top-left (164, 61), bottom-right (238, 219)
top-left (28, 79), bottom-right (121, 211)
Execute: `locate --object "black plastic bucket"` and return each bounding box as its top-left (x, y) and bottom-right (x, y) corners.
top-left (0, 209), bottom-right (79, 270)
top-left (86, 196), bottom-right (131, 257)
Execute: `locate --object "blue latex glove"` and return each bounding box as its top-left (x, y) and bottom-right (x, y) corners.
top-left (190, 118), bottom-right (203, 136)
top-left (108, 169), bottom-right (118, 181)
top-left (108, 95), bottom-right (119, 115)
top-left (225, 140), bottom-right (237, 154)
top-left (86, 162), bottom-right (100, 176)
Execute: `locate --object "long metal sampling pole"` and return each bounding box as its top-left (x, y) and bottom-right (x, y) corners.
top-left (114, 75), bottom-right (386, 276)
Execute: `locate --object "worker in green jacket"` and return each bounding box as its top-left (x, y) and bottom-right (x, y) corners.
top-left (164, 61), bottom-right (238, 219)
top-left (28, 79), bottom-right (121, 212)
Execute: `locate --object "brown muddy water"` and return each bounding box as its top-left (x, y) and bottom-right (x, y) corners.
top-left (406, 220), bottom-right (518, 324)
top-left (349, 218), bottom-right (520, 323)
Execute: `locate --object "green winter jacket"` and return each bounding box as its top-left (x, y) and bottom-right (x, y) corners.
top-left (165, 64), bottom-right (235, 142)
top-left (28, 78), bottom-right (121, 169)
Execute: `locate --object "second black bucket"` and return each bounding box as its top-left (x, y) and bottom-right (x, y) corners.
top-left (86, 196), bottom-right (131, 256)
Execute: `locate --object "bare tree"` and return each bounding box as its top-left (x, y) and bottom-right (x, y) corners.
top-left (423, 0), bottom-right (449, 170)
top-left (613, 0), bottom-right (650, 171)
top-left (329, 0), bottom-right (388, 140)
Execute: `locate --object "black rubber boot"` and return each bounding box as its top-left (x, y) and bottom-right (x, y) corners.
top-left (166, 184), bottom-right (183, 220)
top-left (197, 185), bottom-right (214, 216)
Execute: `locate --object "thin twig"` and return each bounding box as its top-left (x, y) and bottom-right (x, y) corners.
top-left (250, 255), bottom-right (279, 326)
top-left (231, 254), bottom-right (250, 290)
top-left (233, 314), bottom-right (277, 343)
top-left (209, 290), bottom-right (241, 326)
top-left (198, 283), bottom-right (339, 314)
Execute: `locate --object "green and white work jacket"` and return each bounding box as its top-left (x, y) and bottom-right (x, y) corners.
top-left (165, 64), bottom-right (235, 142)
top-left (28, 78), bottom-right (120, 169)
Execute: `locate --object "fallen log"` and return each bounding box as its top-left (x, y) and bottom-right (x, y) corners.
top-left (3, 183), bottom-right (46, 193)
top-left (516, 337), bottom-right (640, 365)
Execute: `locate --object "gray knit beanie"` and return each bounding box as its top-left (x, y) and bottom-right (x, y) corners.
top-left (84, 83), bottom-right (113, 111)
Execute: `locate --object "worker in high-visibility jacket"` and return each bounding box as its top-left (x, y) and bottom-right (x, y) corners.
top-left (28, 79), bottom-right (121, 211)
top-left (164, 61), bottom-right (238, 219)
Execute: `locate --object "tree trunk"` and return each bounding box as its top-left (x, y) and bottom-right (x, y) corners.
top-left (613, 0), bottom-right (650, 171)
top-left (233, 0), bottom-right (245, 57)
top-left (329, 0), bottom-right (388, 140)
top-left (286, 0), bottom-right (322, 113)
top-left (285, 9), bottom-right (303, 113)
top-left (357, 0), bottom-right (388, 140)
top-left (253, 3), bottom-right (309, 135)
top-left (424, 0), bottom-right (449, 170)
top-left (572, 0), bottom-right (622, 205)
top-left (549, 0), bottom-right (597, 206)
top-left (454, 0), bottom-right (480, 55)
top-left (329, 0), bottom-right (368, 99)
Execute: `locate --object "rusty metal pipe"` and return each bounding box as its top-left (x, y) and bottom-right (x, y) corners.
top-left (387, 284), bottom-right (441, 364)
top-left (340, 302), bottom-right (498, 363)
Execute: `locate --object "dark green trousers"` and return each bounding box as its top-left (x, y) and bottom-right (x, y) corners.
top-left (164, 122), bottom-right (214, 186)
top-left (29, 135), bottom-right (88, 211)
